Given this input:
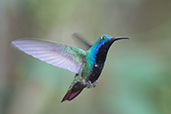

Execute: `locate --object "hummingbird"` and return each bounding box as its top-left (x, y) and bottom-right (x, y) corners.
top-left (11, 34), bottom-right (128, 102)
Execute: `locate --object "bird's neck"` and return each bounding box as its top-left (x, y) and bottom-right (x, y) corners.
top-left (88, 43), bottom-right (111, 65)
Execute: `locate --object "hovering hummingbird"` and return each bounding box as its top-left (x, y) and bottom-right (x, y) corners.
top-left (11, 34), bottom-right (128, 102)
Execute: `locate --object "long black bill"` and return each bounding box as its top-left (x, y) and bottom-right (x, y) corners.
top-left (112, 36), bottom-right (129, 41)
top-left (104, 36), bottom-right (129, 50)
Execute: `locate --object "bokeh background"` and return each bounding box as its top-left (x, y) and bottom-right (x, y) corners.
top-left (0, 0), bottom-right (171, 114)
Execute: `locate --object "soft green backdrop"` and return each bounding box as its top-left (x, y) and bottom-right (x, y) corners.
top-left (0, 0), bottom-right (171, 114)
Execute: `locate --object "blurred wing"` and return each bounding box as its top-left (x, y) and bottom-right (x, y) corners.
top-left (72, 33), bottom-right (93, 49)
top-left (12, 39), bottom-right (87, 74)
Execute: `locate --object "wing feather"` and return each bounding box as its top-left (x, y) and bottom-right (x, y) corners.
top-left (12, 39), bottom-right (86, 73)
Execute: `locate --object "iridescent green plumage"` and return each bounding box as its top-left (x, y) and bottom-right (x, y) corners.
top-left (62, 34), bottom-right (128, 102)
top-left (11, 34), bottom-right (128, 102)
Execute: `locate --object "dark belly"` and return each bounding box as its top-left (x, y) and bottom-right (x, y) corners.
top-left (87, 63), bottom-right (104, 83)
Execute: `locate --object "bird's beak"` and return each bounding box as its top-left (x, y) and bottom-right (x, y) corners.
top-left (103, 36), bottom-right (129, 48)
top-left (111, 36), bottom-right (129, 42)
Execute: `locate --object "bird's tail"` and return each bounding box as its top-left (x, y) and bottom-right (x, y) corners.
top-left (61, 82), bottom-right (85, 102)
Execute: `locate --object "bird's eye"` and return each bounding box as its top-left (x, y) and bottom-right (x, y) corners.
top-left (101, 36), bottom-right (106, 41)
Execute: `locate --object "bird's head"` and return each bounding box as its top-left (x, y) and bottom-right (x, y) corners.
top-left (94, 34), bottom-right (129, 50)
top-left (88, 34), bottom-right (129, 63)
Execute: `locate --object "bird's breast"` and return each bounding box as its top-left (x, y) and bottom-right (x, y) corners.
top-left (86, 63), bottom-right (104, 83)
top-left (85, 45), bottom-right (109, 83)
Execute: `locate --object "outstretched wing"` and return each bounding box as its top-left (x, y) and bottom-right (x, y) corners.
top-left (12, 39), bottom-right (87, 74)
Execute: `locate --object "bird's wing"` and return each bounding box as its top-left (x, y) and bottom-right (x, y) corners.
top-left (72, 33), bottom-right (93, 49)
top-left (12, 39), bottom-right (87, 74)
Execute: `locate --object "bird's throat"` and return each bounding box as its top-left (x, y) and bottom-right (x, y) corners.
top-left (95, 40), bottom-right (114, 63)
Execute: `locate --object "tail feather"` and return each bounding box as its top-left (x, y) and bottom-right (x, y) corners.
top-left (61, 87), bottom-right (83, 102)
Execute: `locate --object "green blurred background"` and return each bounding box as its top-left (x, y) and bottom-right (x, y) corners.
top-left (0, 0), bottom-right (171, 114)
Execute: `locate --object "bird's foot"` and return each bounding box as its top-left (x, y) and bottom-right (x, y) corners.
top-left (92, 80), bottom-right (98, 87)
top-left (86, 81), bottom-right (92, 88)
top-left (86, 80), bottom-right (98, 88)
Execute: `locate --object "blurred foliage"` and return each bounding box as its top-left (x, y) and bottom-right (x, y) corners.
top-left (0, 0), bottom-right (171, 114)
